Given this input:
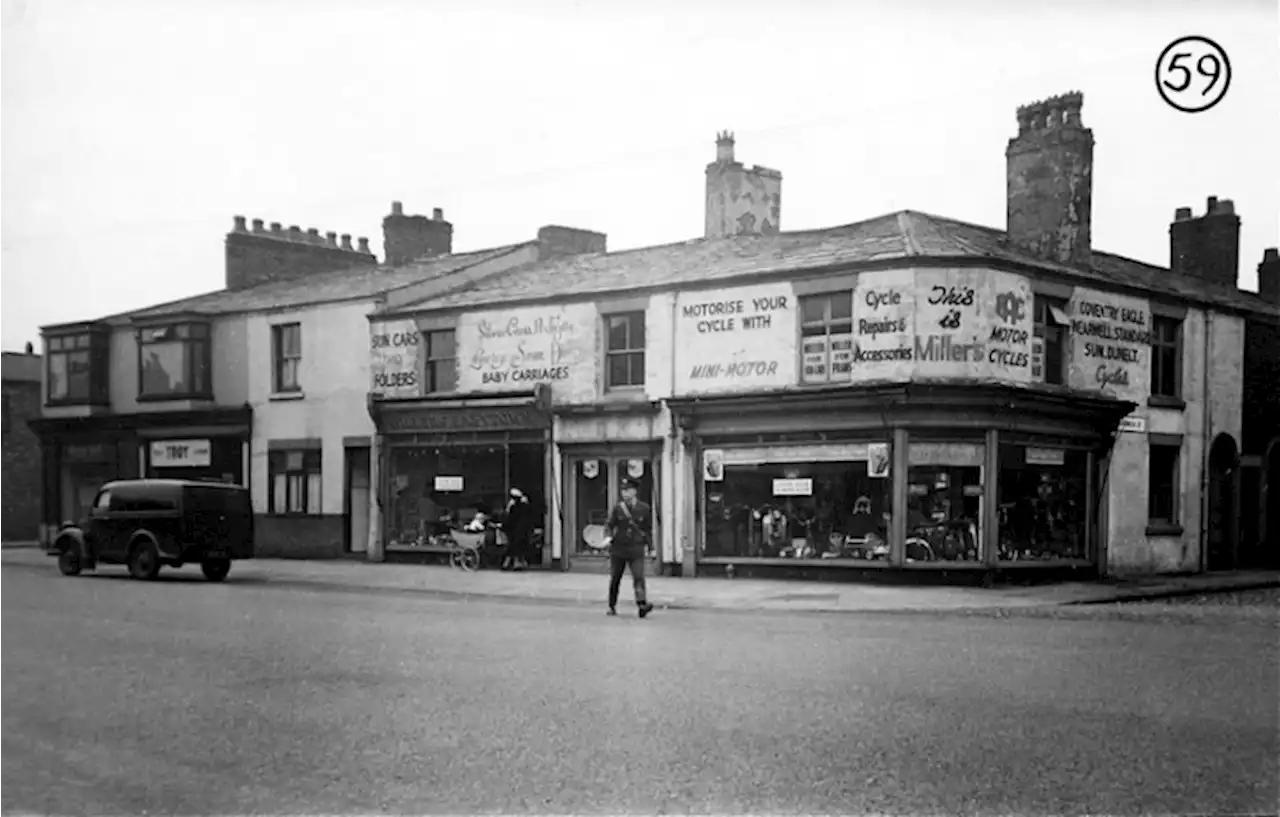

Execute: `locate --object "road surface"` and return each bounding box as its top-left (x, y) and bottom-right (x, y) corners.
top-left (3, 559), bottom-right (1276, 814)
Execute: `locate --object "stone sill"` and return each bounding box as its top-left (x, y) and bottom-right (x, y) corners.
top-left (1147, 394), bottom-right (1187, 411)
top-left (269, 391), bottom-right (305, 402)
top-left (1145, 523), bottom-right (1185, 538)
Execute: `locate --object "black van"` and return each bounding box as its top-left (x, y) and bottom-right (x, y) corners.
top-left (49, 479), bottom-right (255, 582)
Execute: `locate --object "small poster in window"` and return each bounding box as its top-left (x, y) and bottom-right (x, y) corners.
top-left (702, 449), bottom-right (725, 482)
top-left (582, 460), bottom-right (599, 479)
top-left (627, 459), bottom-right (645, 479)
top-left (867, 442), bottom-right (891, 478)
top-left (773, 478), bottom-right (813, 497)
top-left (434, 476), bottom-right (464, 492)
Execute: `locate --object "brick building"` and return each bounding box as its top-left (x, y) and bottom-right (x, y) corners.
top-left (1240, 249), bottom-right (1280, 569)
top-left (3, 344), bottom-right (43, 541)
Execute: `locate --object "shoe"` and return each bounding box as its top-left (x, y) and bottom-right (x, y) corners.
top-left (638, 602), bottom-right (654, 619)
top-left (606, 607), bottom-right (618, 616)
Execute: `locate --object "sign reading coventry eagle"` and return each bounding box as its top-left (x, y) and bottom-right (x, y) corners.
top-left (673, 282), bottom-right (798, 396)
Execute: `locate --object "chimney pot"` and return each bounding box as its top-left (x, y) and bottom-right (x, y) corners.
top-left (233, 215), bottom-right (247, 232)
top-left (326, 231), bottom-right (338, 247)
top-left (391, 201), bottom-right (404, 216)
top-left (24, 341), bottom-right (33, 355)
top-left (1265, 248), bottom-right (1279, 262)
top-left (252, 218), bottom-right (265, 233)
top-left (714, 130), bottom-right (736, 163)
top-left (357, 237), bottom-right (371, 254)
top-left (341, 234), bottom-right (353, 250)
top-left (270, 222), bottom-right (283, 234)
top-left (1175, 207), bottom-right (1193, 221)
top-left (306, 228), bottom-right (321, 244)
top-left (1206, 196), bottom-right (1218, 212)
top-left (433, 208), bottom-right (444, 221)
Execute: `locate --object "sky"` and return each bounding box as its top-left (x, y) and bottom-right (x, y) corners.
top-left (2, 0), bottom-right (1278, 351)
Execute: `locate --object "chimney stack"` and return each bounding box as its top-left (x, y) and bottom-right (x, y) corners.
top-left (383, 200), bottom-right (453, 266)
top-left (1169, 195), bottom-right (1242, 288)
top-left (1258, 247), bottom-right (1280, 306)
top-left (537, 225), bottom-right (608, 261)
top-left (1006, 91), bottom-right (1093, 266)
top-left (704, 131), bottom-right (782, 239)
top-left (224, 214), bottom-right (377, 290)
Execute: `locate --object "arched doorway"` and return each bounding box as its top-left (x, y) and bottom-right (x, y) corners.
top-left (1206, 433), bottom-right (1239, 571)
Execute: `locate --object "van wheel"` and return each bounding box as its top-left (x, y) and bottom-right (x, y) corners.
top-left (201, 559), bottom-right (231, 582)
top-left (128, 541), bottom-right (161, 580)
top-left (57, 547), bottom-right (82, 577)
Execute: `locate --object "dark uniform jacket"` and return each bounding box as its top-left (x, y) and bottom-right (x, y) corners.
top-left (607, 499), bottom-right (652, 560)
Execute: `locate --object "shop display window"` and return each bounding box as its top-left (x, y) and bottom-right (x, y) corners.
top-left (703, 456), bottom-right (891, 561)
top-left (905, 442), bottom-right (985, 563)
top-left (997, 445), bottom-right (1089, 561)
top-left (386, 444), bottom-right (543, 551)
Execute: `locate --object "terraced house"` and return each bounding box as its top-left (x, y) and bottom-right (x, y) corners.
top-left (365, 92), bottom-right (1279, 580)
top-left (32, 204), bottom-right (605, 557)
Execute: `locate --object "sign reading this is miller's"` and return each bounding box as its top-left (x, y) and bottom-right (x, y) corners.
top-left (456, 302), bottom-right (598, 403)
top-left (673, 282), bottom-right (798, 396)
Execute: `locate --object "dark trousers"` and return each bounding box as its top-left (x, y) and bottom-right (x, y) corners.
top-left (608, 555), bottom-right (647, 608)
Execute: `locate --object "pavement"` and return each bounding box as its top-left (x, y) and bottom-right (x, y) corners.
top-left (3, 558), bottom-right (1276, 814)
top-left (3, 543), bottom-right (1278, 614)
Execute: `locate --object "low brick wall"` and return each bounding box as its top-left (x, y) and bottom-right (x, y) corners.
top-left (255, 515), bottom-right (345, 559)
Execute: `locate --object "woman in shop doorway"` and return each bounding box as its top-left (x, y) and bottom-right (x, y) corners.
top-left (606, 478), bottom-right (656, 619)
top-left (502, 488), bottom-right (534, 571)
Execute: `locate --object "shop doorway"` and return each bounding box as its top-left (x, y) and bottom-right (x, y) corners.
top-left (1206, 433), bottom-right (1239, 571)
top-left (345, 446), bottom-right (371, 554)
top-left (566, 453), bottom-right (659, 572)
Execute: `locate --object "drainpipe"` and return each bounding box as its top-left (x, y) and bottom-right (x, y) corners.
top-left (668, 294), bottom-right (695, 576)
top-left (1199, 312), bottom-right (1214, 573)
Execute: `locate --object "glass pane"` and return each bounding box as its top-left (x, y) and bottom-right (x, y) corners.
top-left (607, 354), bottom-right (629, 389)
top-left (306, 472), bottom-right (322, 514)
top-left (386, 446), bottom-right (506, 549)
top-left (626, 352), bottom-right (644, 387)
top-left (800, 297), bottom-right (826, 325)
top-left (829, 293), bottom-right (852, 322)
top-left (429, 330), bottom-right (455, 360)
top-left (67, 351), bottom-right (91, 400)
top-left (48, 354), bottom-right (69, 400)
top-left (704, 458), bottom-right (891, 561)
top-left (607, 316), bottom-right (629, 351)
top-left (272, 473), bottom-right (287, 514)
top-left (630, 314), bottom-right (645, 349)
top-left (140, 341), bottom-right (187, 395)
top-left (286, 474), bottom-right (305, 513)
top-left (905, 464), bottom-right (983, 563)
top-left (575, 459), bottom-right (611, 555)
top-left (997, 445), bottom-right (1088, 561)
top-left (189, 342), bottom-right (209, 393)
top-left (284, 325), bottom-right (301, 356)
top-left (429, 360), bottom-right (457, 393)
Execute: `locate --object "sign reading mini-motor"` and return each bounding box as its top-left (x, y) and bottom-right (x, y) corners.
top-left (150, 439), bottom-right (212, 468)
top-left (673, 281), bottom-right (798, 396)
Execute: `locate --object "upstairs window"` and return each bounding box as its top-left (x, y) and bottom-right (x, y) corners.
top-left (1151, 316), bottom-right (1182, 399)
top-left (424, 330), bottom-right (457, 394)
top-left (605, 311), bottom-right (646, 390)
top-left (272, 323), bottom-right (302, 393)
top-left (800, 293), bottom-right (853, 384)
top-left (138, 322), bottom-right (211, 400)
top-left (45, 330), bottom-right (108, 406)
top-left (1032, 296), bottom-right (1070, 385)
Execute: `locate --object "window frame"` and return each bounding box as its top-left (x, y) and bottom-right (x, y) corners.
top-left (1146, 439), bottom-right (1182, 534)
top-left (267, 449), bottom-right (323, 516)
top-left (604, 311), bottom-right (646, 391)
top-left (1032, 295), bottom-right (1070, 386)
top-left (44, 330), bottom-right (109, 407)
top-left (799, 291), bottom-right (854, 384)
top-left (423, 329), bottom-right (457, 394)
top-left (272, 322), bottom-right (303, 394)
top-left (1150, 316), bottom-right (1183, 401)
top-left (136, 321), bottom-right (213, 402)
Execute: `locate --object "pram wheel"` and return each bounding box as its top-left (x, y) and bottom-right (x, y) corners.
top-left (453, 545), bottom-right (480, 572)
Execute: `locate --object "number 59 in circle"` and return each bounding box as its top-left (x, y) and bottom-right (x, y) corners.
top-left (1156, 36), bottom-right (1232, 113)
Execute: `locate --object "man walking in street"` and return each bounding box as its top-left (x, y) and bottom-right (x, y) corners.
top-left (606, 478), bottom-right (655, 618)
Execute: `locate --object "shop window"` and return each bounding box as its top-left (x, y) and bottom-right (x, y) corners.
top-left (423, 330), bottom-right (457, 394)
top-left (1148, 440), bottom-right (1182, 531)
top-left (272, 323), bottom-right (302, 393)
top-left (703, 449), bottom-right (891, 561)
top-left (605, 312), bottom-right (645, 390)
top-left (1151, 316), bottom-right (1182, 399)
top-left (46, 331), bottom-right (107, 405)
top-left (799, 293), bottom-right (853, 384)
top-left (386, 443), bottom-right (544, 552)
top-left (268, 450), bottom-right (322, 515)
top-left (997, 445), bottom-right (1089, 561)
top-left (138, 322), bottom-right (211, 400)
top-left (906, 442), bottom-right (985, 563)
top-left (1032, 296), bottom-right (1070, 385)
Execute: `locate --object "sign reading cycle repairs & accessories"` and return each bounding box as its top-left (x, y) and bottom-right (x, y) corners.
top-left (673, 282), bottom-right (797, 396)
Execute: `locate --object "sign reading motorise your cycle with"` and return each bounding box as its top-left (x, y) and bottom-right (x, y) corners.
top-left (672, 282), bottom-right (798, 396)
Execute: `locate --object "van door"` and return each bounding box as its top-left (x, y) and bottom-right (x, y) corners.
top-left (88, 488), bottom-right (123, 560)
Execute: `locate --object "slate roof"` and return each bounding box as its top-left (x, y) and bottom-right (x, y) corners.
top-left (2, 352), bottom-right (42, 383)
top-left (389, 210), bottom-right (1279, 318)
top-left (92, 243), bottom-right (533, 325)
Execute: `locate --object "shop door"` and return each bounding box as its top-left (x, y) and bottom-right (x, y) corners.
top-left (1206, 434), bottom-right (1239, 571)
top-left (346, 447), bottom-right (371, 554)
top-left (570, 455), bottom-right (659, 566)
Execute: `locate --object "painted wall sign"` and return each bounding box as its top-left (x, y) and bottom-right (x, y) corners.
top-left (457, 302), bottom-right (598, 402)
top-left (381, 405), bottom-right (550, 434)
top-left (848, 268), bottom-right (1035, 384)
top-left (370, 319), bottom-right (422, 398)
top-left (151, 439), bottom-right (212, 468)
top-left (1066, 288), bottom-right (1152, 404)
top-left (673, 282), bottom-right (797, 396)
